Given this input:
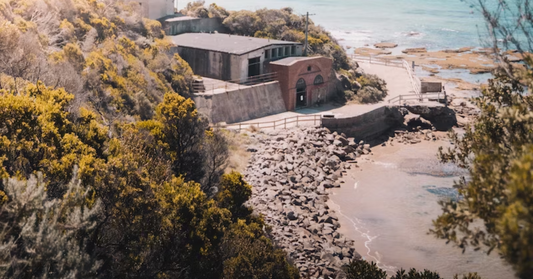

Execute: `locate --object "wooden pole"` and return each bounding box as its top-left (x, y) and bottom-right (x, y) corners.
top-left (304, 12), bottom-right (309, 56)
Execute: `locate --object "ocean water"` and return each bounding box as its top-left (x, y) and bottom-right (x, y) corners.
top-left (183, 0), bottom-right (496, 51)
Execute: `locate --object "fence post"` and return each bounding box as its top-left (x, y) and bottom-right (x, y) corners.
top-left (399, 95), bottom-right (402, 105)
top-left (284, 118), bottom-right (287, 129)
top-left (296, 116), bottom-right (299, 127)
top-left (273, 121), bottom-right (276, 130)
top-left (239, 123), bottom-right (242, 132)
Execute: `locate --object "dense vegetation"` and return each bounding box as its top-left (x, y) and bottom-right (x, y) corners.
top-left (339, 71), bottom-right (389, 104)
top-left (342, 260), bottom-right (481, 279)
top-left (0, 0), bottom-right (193, 123)
top-left (432, 1), bottom-right (533, 278)
top-left (0, 0), bottom-right (299, 278)
top-left (0, 76), bottom-right (299, 279)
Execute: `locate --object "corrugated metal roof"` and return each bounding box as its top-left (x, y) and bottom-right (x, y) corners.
top-left (169, 33), bottom-right (301, 55)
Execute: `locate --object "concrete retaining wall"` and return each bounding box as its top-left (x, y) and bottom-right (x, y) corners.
top-left (193, 81), bottom-right (287, 124)
top-left (321, 106), bottom-right (404, 140)
top-left (165, 18), bottom-right (227, 35)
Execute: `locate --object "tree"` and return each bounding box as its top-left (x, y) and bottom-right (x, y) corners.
top-left (220, 219), bottom-right (300, 279)
top-left (0, 169), bottom-right (102, 278)
top-left (432, 1), bottom-right (533, 278)
top-left (139, 93), bottom-right (209, 183)
top-left (216, 172), bottom-right (252, 221)
top-left (343, 260), bottom-right (387, 279)
top-left (222, 10), bottom-right (263, 36)
top-left (0, 82), bottom-right (105, 198)
top-left (201, 129), bottom-right (229, 194)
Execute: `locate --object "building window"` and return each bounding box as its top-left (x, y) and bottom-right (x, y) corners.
top-left (279, 47), bottom-right (284, 57)
top-left (272, 48), bottom-right (277, 58)
top-left (285, 46), bottom-right (290, 56)
top-left (265, 49), bottom-right (270, 59)
top-left (291, 46), bottom-right (296, 55)
top-left (307, 66), bottom-right (312, 71)
top-left (314, 75), bottom-right (324, 85)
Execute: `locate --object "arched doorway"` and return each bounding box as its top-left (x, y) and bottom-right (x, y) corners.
top-left (296, 78), bottom-right (307, 108)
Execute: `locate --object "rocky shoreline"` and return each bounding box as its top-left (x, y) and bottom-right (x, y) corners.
top-left (240, 98), bottom-right (480, 278)
top-left (244, 127), bottom-right (371, 278)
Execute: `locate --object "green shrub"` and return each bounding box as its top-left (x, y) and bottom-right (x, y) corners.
top-left (344, 89), bottom-right (356, 100)
top-left (343, 260), bottom-right (387, 279)
top-left (356, 86), bottom-right (386, 103)
top-left (357, 74), bottom-right (388, 95)
top-left (391, 268), bottom-right (442, 279)
top-left (343, 260), bottom-right (482, 279)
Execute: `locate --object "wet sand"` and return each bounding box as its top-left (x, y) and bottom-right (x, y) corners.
top-left (327, 140), bottom-right (516, 279)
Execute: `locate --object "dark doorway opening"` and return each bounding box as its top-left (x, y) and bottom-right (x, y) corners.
top-left (248, 57), bottom-right (261, 77)
top-left (296, 78), bottom-right (307, 108)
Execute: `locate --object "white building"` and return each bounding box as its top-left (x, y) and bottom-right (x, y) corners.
top-left (128, 0), bottom-right (175, 20)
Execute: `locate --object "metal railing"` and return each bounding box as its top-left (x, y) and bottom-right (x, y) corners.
top-left (228, 72), bottom-right (278, 86)
top-left (351, 54), bottom-right (422, 97)
top-left (401, 60), bottom-right (421, 97)
top-left (192, 72), bottom-right (279, 94)
top-left (351, 54), bottom-right (404, 68)
top-left (216, 114), bottom-right (322, 131)
top-left (388, 91), bottom-right (447, 105)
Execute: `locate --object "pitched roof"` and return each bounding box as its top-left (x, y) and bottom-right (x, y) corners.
top-left (169, 33), bottom-right (301, 55)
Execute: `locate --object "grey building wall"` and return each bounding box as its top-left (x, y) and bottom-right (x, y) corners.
top-left (127, 0), bottom-right (174, 20)
top-left (175, 47), bottom-right (235, 80)
top-left (165, 18), bottom-right (227, 35)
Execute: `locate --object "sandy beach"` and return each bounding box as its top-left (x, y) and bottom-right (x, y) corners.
top-left (327, 139), bottom-right (516, 278)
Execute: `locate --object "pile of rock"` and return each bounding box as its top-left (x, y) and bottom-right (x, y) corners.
top-left (388, 129), bottom-right (438, 145)
top-left (449, 98), bottom-right (480, 128)
top-left (244, 127), bottom-right (367, 279)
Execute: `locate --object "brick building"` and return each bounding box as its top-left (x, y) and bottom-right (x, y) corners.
top-left (270, 56), bottom-right (334, 110)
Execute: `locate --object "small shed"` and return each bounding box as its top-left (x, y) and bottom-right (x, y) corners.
top-left (269, 56), bottom-right (334, 111)
top-left (169, 33), bottom-right (303, 82)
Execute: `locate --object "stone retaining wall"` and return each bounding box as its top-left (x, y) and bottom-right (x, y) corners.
top-left (321, 106), bottom-right (404, 140)
top-left (193, 81), bottom-right (287, 124)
